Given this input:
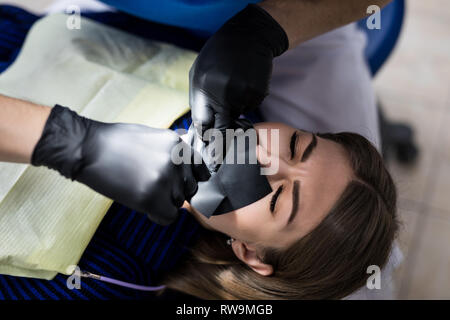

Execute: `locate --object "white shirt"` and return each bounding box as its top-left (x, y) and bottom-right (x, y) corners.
top-left (260, 23), bottom-right (380, 149)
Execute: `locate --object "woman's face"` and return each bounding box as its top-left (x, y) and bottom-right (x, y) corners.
top-left (187, 122), bottom-right (354, 249)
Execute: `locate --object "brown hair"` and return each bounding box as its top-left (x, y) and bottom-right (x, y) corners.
top-left (159, 132), bottom-right (399, 299)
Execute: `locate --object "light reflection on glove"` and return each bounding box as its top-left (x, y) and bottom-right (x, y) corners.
top-left (32, 105), bottom-right (210, 226)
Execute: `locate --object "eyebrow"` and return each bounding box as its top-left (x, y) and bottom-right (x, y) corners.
top-left (287, 133), bottom-right (317, 226)
top-left (287, 180), bottom-right (300, 226)
top-left (300, 133), bottom-right (318, 162)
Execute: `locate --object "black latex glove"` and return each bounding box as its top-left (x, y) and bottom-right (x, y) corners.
top-left (31, 105), bottom-right (210, 226)
top-left (189, 3), bottom-right (289, 139)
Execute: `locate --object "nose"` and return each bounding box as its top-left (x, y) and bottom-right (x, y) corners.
top-left (256, 144), bottom-right (292, 184)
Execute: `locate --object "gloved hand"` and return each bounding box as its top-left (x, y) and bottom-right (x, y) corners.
top-left (31, 105), bottom-right (210, 226)
top-left (189, 3), bottom-right (289, 139)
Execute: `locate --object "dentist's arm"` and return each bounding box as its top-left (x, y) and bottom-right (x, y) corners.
top-left (190, 0), bottom-right (392, 137)
top-left (0, 94), bottom-right (209, 225)
top-left (0, 94), bottom-right (50, 163)
top-left (259, 0), bottom-right (393, 49)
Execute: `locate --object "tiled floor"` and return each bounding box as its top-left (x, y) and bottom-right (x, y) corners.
top-left (373, 1), bottom-right (450, 299)
top-left (1, 0), bottom-right (449, 299)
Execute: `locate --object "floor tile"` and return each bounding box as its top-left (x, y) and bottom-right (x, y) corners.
top-left (429, 163), bottom-right (450, 214)
top-left (410, 0), bottom-right (450, 23)
top-left (404, 211), bottom-right (450, 299)
top-left (379, 90), bottom-right (446, 204)
top-left (424, 110), bottom-right (450, 215)
top-left (374, 5), bottom-right (450, 109)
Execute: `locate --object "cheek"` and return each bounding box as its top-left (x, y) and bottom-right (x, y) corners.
top-left (234, 195), bottom-right (278, 237)
top-left (209, 195), bottom-right (273, 240)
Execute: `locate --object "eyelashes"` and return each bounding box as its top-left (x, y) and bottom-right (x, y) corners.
top-left (290, 131), bottom-right (298, 160)
top-left (270, 185), bottom-right (283, 213)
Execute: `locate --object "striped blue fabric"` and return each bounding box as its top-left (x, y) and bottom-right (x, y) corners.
top-left (0, 6), bottom-right (204, 300)
top-left (0, 6), bottom-right (39, 73)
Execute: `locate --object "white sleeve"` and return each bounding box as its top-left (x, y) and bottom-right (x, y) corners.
top-left (260, 22), bottom-right (381, 151)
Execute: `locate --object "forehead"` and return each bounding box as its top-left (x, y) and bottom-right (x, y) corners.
top-left (254, 121), bottom-right (293, 133)
top-left (287, 135), bottom-right (353, 239)
top-left (307, 136), bottom-right (353, 198)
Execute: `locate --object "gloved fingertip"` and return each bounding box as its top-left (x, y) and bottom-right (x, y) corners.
top-left (213, 112), bottom-right (233, 132)
top-left (193, 159), bottom-right (211, 181)
top-left (184, 182), bottom-right (198, 202)
top-left (173, 192), bottom-right (185, 209)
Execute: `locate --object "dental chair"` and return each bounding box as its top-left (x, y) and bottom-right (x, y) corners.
top-left (357, 0), bottom-right (419, 164)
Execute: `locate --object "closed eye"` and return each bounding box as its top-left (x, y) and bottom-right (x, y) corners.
top-left (290, 131), bottom-right (298, 160)
top-left (270, 185), bottom-right (283, 213)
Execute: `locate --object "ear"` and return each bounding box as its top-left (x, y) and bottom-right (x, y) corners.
top-left (231, 240), bottom-right (273, 276)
